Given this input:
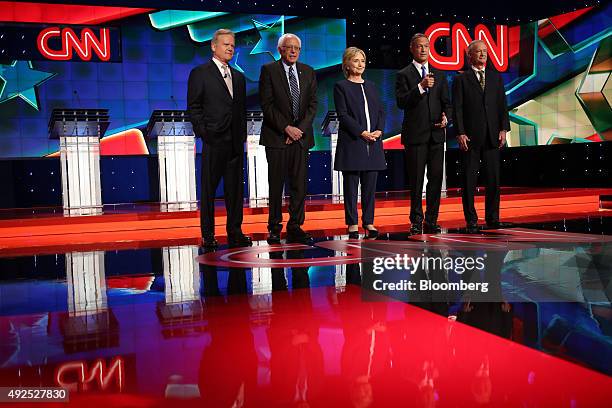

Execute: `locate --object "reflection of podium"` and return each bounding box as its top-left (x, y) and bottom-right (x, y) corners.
top-left (146, 110), bottom-right (197, 212)
top-left (61, 251), bottom-right (119, 352)
top-left (322, 111), bottom-right (359, 203)
top-left (157, 245), bottom-right (203, 327)
top-left (246, 111), bottom-right (268, 207)
top-left (49, 109), bottom-right (109, 216)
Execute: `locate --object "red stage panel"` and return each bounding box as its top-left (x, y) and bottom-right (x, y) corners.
top-left (0, 1), bottom-right (153, 24)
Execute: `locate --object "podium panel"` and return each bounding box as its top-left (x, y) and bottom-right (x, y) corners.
top-left (158, 135), bottom-right (197, 212)
top-left (49, 109), bottom-right (109, 217)
top-left (247, 133), bottom-right (269, 207)
top-left (60, 136), bottom-right (103, 216)
top-left (147, 110), bottom-right (197, 212)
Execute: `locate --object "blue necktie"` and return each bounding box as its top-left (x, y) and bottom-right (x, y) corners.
top-left (421, 65), bottom-right (429, 94)
top-left (288, 66), bottom-right (300, 122)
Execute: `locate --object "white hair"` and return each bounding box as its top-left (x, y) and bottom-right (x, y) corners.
top-left (277, 33), bottom-right (302, 49)
top-left (467, 40), bottom-right (486, 55)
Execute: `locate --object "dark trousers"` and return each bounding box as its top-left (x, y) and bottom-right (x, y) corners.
top-left (461, 142), bottom-right (500, 225)
top-left (265, 143), bottom-right (307, 231)
top-left (342, 171), bottom-right (378, 226)
top-left (405, 141), bottom-right (444, 225)
top-left (200, 143), bottom-right (244, 237)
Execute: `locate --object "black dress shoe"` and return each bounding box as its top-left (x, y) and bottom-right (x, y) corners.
top-left (287, 228), bottom-right (314, 245)
top-left (347, 230), bottom-right (360, 239)
top-left (465, 224), bottom-right (481, 234)
top-left (201, 234), bottom-right (219, 249)
top-left (410, 223), bottom-right (423, 235)
top-left (485, 221), bottom-right (515, 229)
top-left (228, 233), bottom-right (253, 248)
top-left (423, 223), bottom-right (442, 234)
top-left (363, 227), bottom-right (379, 239)
top-left (267, 231), bottom-right (281, 245)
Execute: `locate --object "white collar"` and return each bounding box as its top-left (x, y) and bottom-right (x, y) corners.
top-left (212, 56), bottom-right (230, 72)
top-left (471, 65), bottom-right (485, 74)
top-left (412, 60), bottom-right (429, 72)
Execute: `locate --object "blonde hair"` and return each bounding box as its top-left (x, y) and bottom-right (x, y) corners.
top-left (342, 47), bottom-right (366, 78)
top-left (212, 28), bottom-right (235, 44)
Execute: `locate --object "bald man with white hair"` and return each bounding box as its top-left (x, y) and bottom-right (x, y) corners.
top-left (452, 40), bottom-right (511, 233)
top-left (259, 33), bottom-right (318, 245)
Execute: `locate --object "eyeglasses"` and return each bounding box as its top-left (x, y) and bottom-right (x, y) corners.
top-left (282, 45), bottom-right (301, 51)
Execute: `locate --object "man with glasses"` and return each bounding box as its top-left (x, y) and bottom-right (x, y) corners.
top-left (259, 33), bottom-right (318, 244)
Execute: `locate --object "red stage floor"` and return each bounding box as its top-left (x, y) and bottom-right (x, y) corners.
top-left (0, 188), bottom-right (610, 257)
top-left (0, 194), bottom-right (610, 406)
top-left (1, 285), bottom-right (611, 407)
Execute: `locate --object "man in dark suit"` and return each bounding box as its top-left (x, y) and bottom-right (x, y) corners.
top-left (453, 40), bottom-right (511, 233)
top-left (187, 29), bottom-right (252, 248)
top-left (259, 33), bottom-right (318, 244)
top-left (396, 33), bottom-right (451, 235)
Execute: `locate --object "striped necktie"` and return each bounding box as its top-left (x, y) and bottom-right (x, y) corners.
top-left (288, 65), bottom-right (300, 122)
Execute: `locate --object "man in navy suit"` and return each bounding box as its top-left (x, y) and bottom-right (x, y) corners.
top-left (259, 33), bottom-right (318, 245)
top-left (396, 33), bottom-right (451, 234)
top-left (453, 40), bottom-right (511, 233)
top-left (187, 29), bottom-right (252, 248)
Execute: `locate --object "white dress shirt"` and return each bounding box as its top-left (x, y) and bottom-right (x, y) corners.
top-left (413, 60), bottom-right (430, 95)
top-left (282, 61), bottom-right (300, 92)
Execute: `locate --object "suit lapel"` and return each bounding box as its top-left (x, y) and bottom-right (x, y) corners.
top-left (208, 60), bottom-right (232, 100)
top-left (297, 62), bottom-right (306, 113)
top-left (230, 66), bottom-right (239, 101)
top-left (277, 60), bottom-right (292, 103)
top-left (409, 63), bottom-right (422, 85)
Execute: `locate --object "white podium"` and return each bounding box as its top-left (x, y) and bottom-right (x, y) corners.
top-left (322, 111), bottom-right (360, 203)
top-left (246, 111), bottom-right (268, 207)
top-left (49, 109), bottom-right (109, 216)
top-left (147, 110), bottom-right (197, 212)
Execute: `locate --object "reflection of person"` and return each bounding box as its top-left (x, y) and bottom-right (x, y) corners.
top-left (187, 29), bottom-right (252, 249)
top-left (334, 47), bottom-right (386, 239)
top-left (267, 258), bottom-right (324, 406)
top-left (452, 40), bottom-right (511, 233)
top-left (259, 33), bottom-right (318, 245)
top-left (396, 34), bottom-right (451, 235)
top-left (199, 267), bottom-right (257, 406)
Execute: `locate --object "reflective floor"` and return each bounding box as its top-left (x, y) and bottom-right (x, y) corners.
top-left (0, 217), bottom-right (610, 406)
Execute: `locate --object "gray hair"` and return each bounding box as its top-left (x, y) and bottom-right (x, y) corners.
top-left (277, 33), bottom-right (302, 49)
top-left (467, 40), bottom-right (486, 55)
top-left (410, 33), bottom-right (429, 48)
top-left (212, 28), bottom-right (235, 44)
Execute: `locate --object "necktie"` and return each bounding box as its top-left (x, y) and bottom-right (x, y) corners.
top-left (477, 70), bottom-right (485, 90)
top-left (222, 65), bottom-right (233, 98)
top-left (421, 65), bottom-right (429, 94)
top-left (288, 65), bottom-right (300, 122)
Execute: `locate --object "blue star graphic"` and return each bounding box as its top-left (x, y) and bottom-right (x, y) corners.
top-left (0, 61), bottom-right (56, 110)
top-left (250, 16), bottom-right (285, 60)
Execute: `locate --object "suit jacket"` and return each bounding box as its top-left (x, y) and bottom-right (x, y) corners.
top-left (333, 79), bottom-right (386, 171)
top-left (395, 64), bottom-right (451, 146)
top-left (452, 67), bottom-right (510, 147)
top-left (259, 60), bottom-right (318, 149)
top-left (187, 60), bottom-right (247, 152)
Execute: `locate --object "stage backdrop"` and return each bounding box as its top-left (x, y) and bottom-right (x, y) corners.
top-left (0, 2), bottom-right (610, 158)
